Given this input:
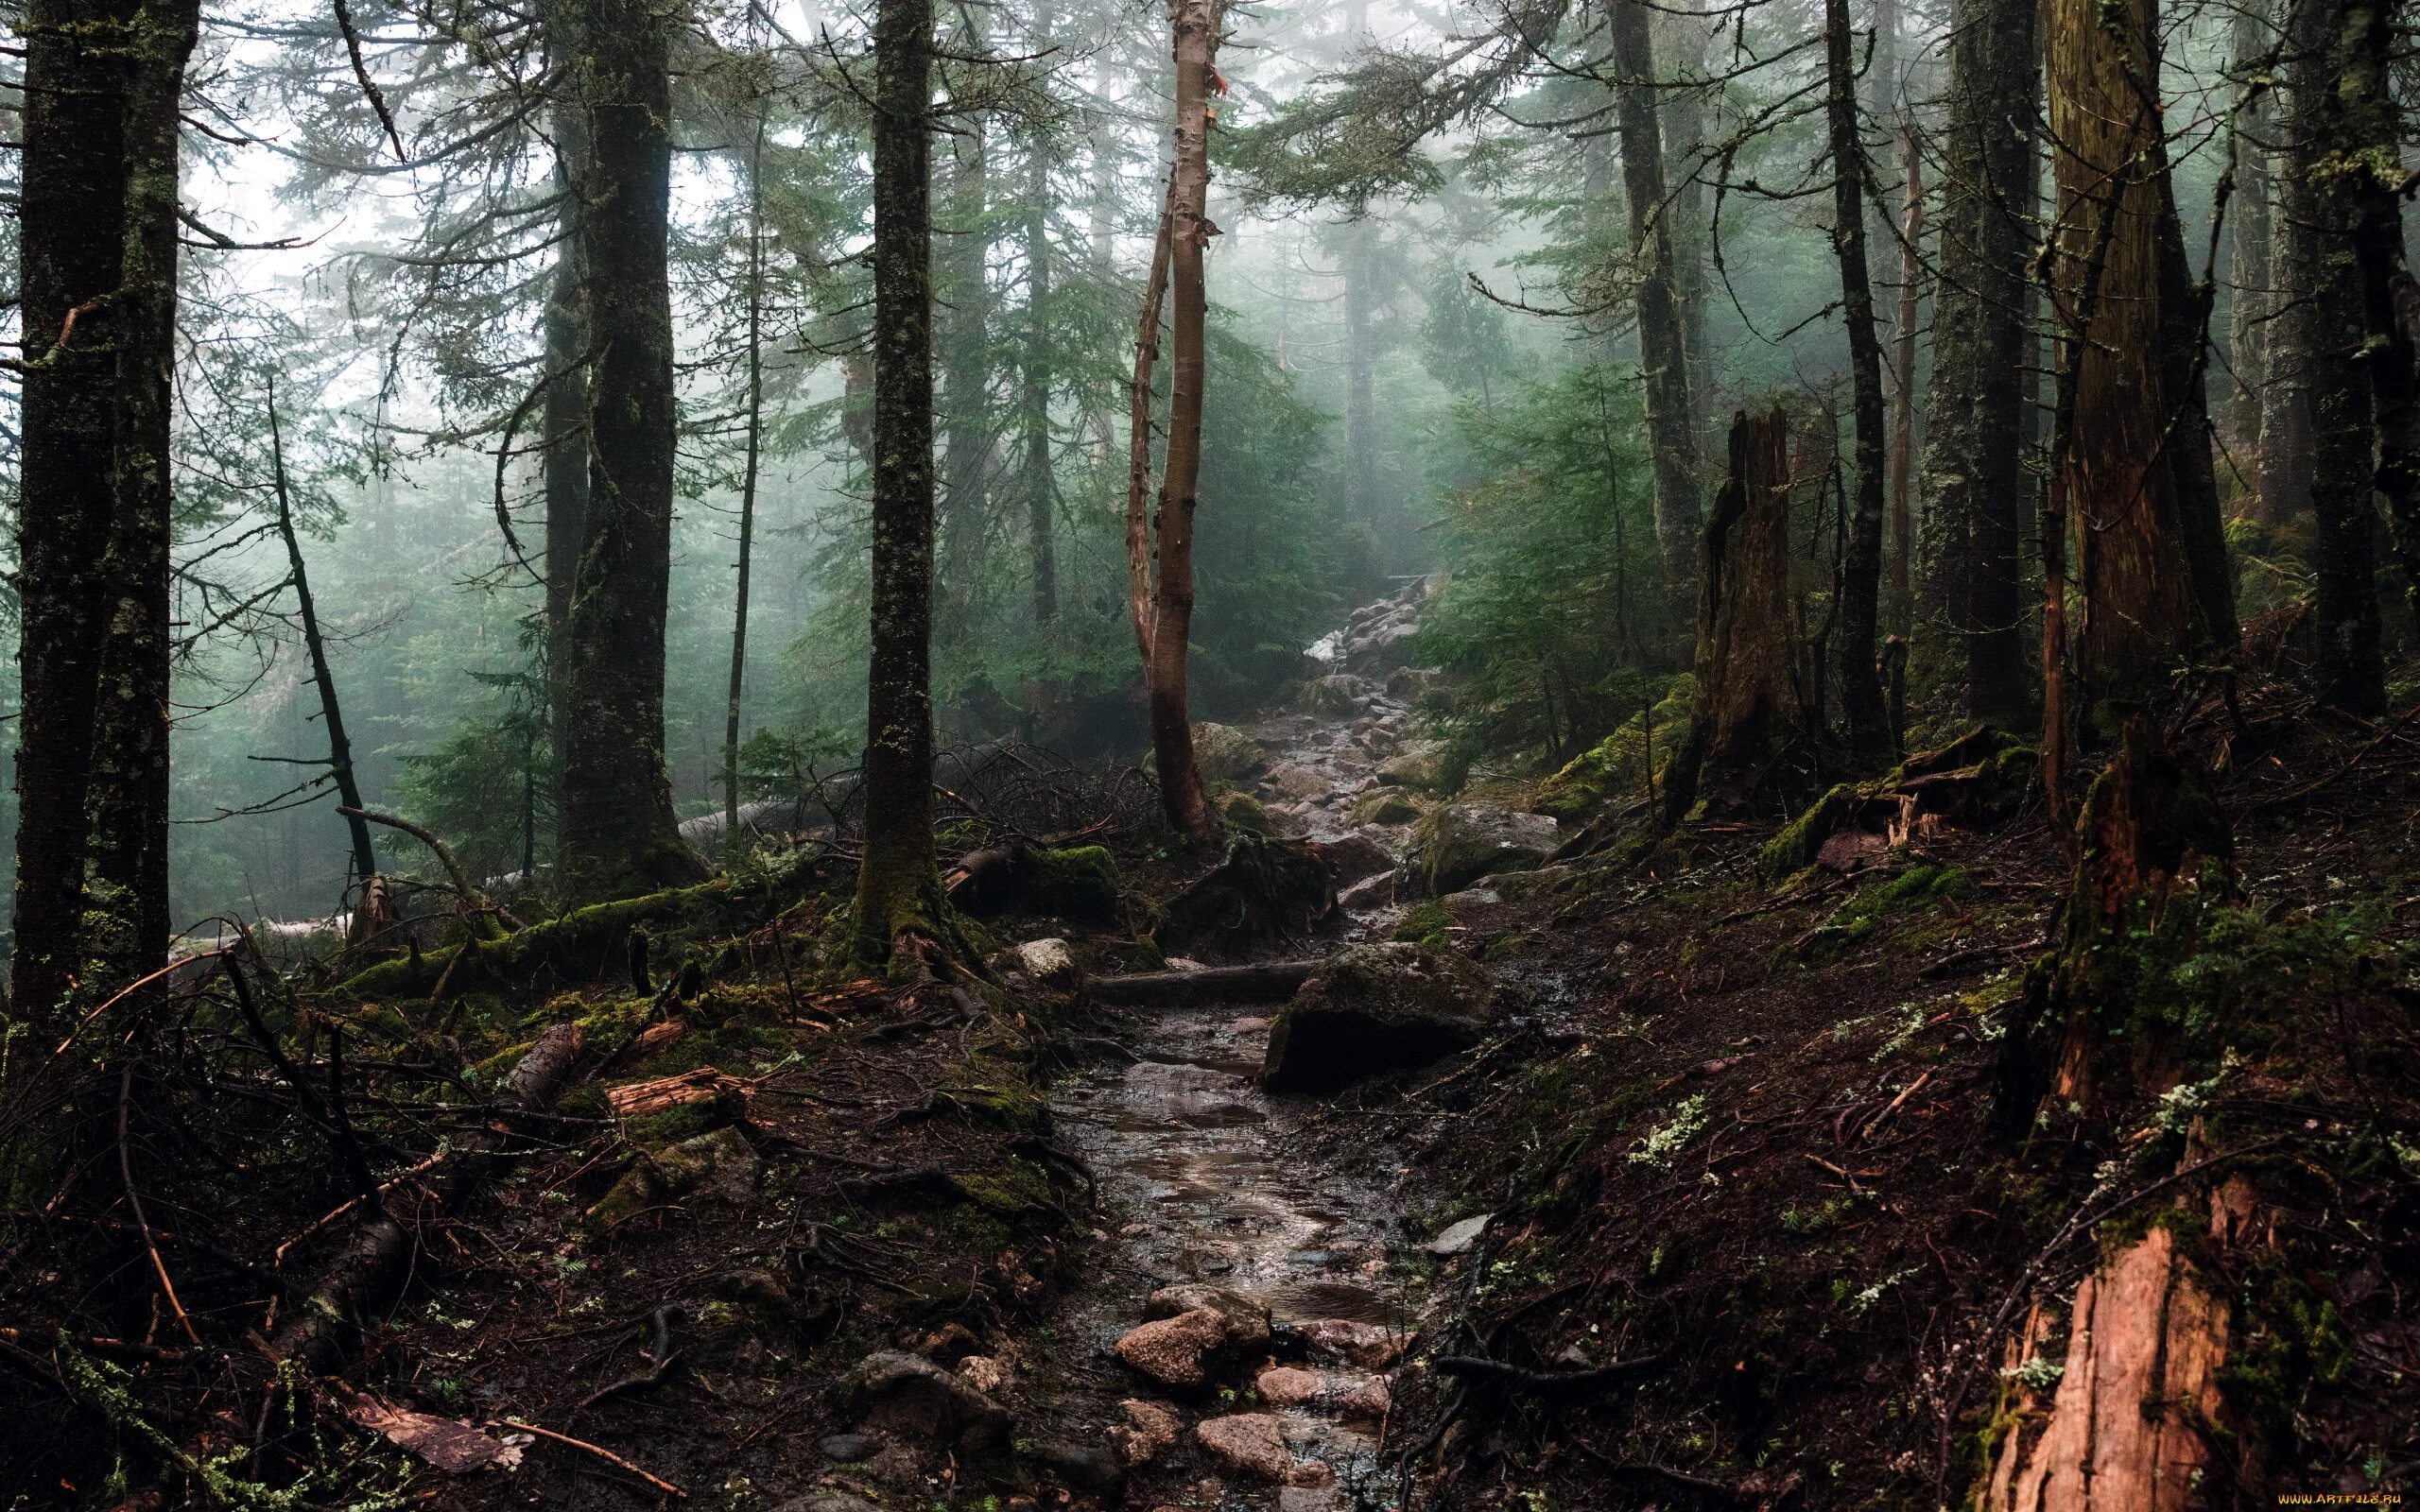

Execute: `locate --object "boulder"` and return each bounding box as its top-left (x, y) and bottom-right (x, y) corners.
top-left (992, 936), bottom-right (1078, 991)
top-left (1193, 721), bottom-right (1266, 784)
top-left (1030, 1437), bottom-right (1126, 1495)
top-left (1262, 942), bottom-right (1495, 1092)
top-left (1159, 835), bottom-right (1337, 961)
top-left (1298, 1318), bottom-right (1410, 1368)
top-left (1314, 833), bottom-right (1394, 885)
top-left (1374, 744), bottom-right (1446, 791)
top-left (1408, 802), bottom-right (1559, 896)
top-left (1338, 1378), bottom-right (1391, 1422)
top-left (1301, 675), bottom-right (1363, 716)
top-left (847, 1350), bottom-right (1010, 1449)
top-left (817, 1434), bottom-right (879, 1464)
top-left (1337, 869), bottom-right (1397, 911)
top-left (1195, 1414), bottom-right (1292, 1483)
top-left (1260, 763), bottom-right (1330, 802)
top-left (1348, 789), bottom-right (1425, 826)
top-left (1386, 666), bottom-right (1443, 702)
top-left (1144, 1283), bottom-right (1272, 1352)
top-left (1113, 1309), bottom-right (1231, 1392)
top-left (1254, 1365), bottom-right (1322, 1406)
top-left (1113, 1399), bottom-right (1182, 1465)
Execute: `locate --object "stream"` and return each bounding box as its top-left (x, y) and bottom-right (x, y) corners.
top-left (1040, 586), bottom-right (1442, 1508)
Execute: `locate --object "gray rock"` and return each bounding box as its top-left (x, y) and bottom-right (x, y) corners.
top-left (1260, 763), bottom-right (1330, 802)
top-left (994, 936), bottom-right (1078, 990)
top-left (1193, 721), bottom-right (1266, 783)
top-left (1262, 942), bottom-right (1497, 1092)
top-left (1440, 887), bottom-right (1502, 908)
top-left (1374, 743), bottom-right (1445, 791)
top-left (817, 1433), bottom-right (881, 1463)
top-left (1301, 674), bottom-right (1364, 716)
top-left (1408, 802), bottom-right (1560, 895)
top-left (1318, 832), bottom-right (1394, 885)
top-left (847, 1350), bottom-right (1009, 1449)
top-left (1029, 1437), bottom-right (1127, 1495)
top-left (1426, 1212), bottom-right (1495, 1256)
top-left (1337, 869), bottom-right (1398, 911)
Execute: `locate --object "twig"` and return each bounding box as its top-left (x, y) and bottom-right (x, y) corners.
top-left (338, 806), bottom-right (523, 932)
top-left (496, 1418), bottom-right (686, 1497)
top-left (117, 1066), bottom-right (200, 1345)
top-left (1434, 1348), bottom-right (1668, 1393)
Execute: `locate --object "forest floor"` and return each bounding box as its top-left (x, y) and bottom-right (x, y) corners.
top-left (6, 589), bottom-right (2416, 1512)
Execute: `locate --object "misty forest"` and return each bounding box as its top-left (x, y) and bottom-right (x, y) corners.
top-left (3, 0), bottom-right (2419, 1503)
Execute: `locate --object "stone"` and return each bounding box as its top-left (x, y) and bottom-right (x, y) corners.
top-left (1386, 666), bottom-right (1443, 702)
top-left (1262, 943), bottom-right (1497, 1092)
top-left (1114, 1399), bottom-right (1182, 1465)
top-left (1337, 870), bottom-right (1397, 911)
top-left (1193, 721), bottom-right (1266, 783)
top-left (1407, 802), bottom-right (1560, 895)
top-left (847, 1350), bottom-right (1009, 1449)
top-left (1261, 763), bottom-right (1330, 802)
top-left (1299, 1319), bottom-right (1409, 1369)
top-left (1030, 1437), bottom-right (1126, 1495)
top-left (1195, 1414), bottom-right (1292, 1483)
top-left (1113, 1309), bottom-right (1231, 1392)
top-left (1337, 1378), bottom-right (1391, 1422)
top-left (1440, 887), bottom-right (1501, 908)
top-left (1143, 1283), bottom-right (1272, 1352)
top-left (1254, 1366), bottom-right (1322, 1406)
top-left (994, 937), bottom-right (1078, 990)
top-left (1374, 744), bottom-right (1445, 791)
top-left (772, 1495), bottom-right (884, 1512)
top-left (1301, 675), bottom-right (1363, 716)
top-left (1316, 832), bottom-right (1394, 885)
top-left (1348, 789), bottom-right (1425, 826)
top-left (817, 1434), bottom-right (880, 1463)
top-left (1426, 1212), bottom-right (1494, 1256)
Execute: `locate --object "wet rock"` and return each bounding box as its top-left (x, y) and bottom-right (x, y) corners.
top-left (1337, 1377), bottom-right (1391, 1422)
top-left (1373, 744), bottom-right (1445, 791)
top-left (1030, 1437), bottom-right (1126, 1495)
top-left (1262, 942), bottom-right (1496, 1092)
top-left (1299, 1319), bottom-right (1409, 1369)
top-left (993, 936), bottom-right (1077, 990)
top-left (1348, 789), bottom-right (1425, 826)
top-left (773, 1494), bottom-right (884, 1512)
top-left (1440, 886), bottom-right (1501, 909)
top-left (1336, 869), bottom-right (1397, 911)
top-left (1407, 802), bottom-right (1560, 895)
top-left (1315, 833), bottom-right (1393, 885)
top-left (1195, 1413), bottom-right (1292, 1483)
top-left (1489, 862), bottom-right (1580, 902)
top-left (1301, 675), bottom-right (1363, 716)
top-left (1288, 1459), bottom-right (1337, 1489)
top-left (1254, 1365), bottom-right (1322, 1406)
top-left (1426, 1212), bottom-right (1494, 1256)
top-left (1386, 666), bottom-right (1443, 702)
top-left (1144, 1283), bottom-right (1273, 1351)
top-left (1193, 721), bottom-right (1266, 783)
top-left (1261, 763), bottom-right (1330, 802)
top-left (1114, 1399), bottom-right (1182, 1465)
top-left (817, 1434), bottom-right (880, 1464)
top-left (1113, 1309), bottom-right (1231, 1391)
top-left (847, 1350), bottom-right (1010, 1449)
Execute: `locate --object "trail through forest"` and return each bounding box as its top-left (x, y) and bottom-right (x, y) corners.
top-left (1039, 585), bottom-right (1442, 1505)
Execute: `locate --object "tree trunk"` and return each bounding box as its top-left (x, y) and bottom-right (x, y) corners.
top-left (1656, 3), bottom-right (1715, 441)
top-left (1888, 123), bottom-right (1923, 636)
top-left (2046, 0), bottom-right (2235, 725)
top-left (1148, 0), bottom-right (1218, 841)
top-left (2224, 0), bottom-right (2275, 457)
top-left (542, 51), bottom-right (591, 839)
top-left (1607, 0), bottom-right (1703, 613)
top-left (1341, 218), bottom-right (1378, 542)
top-left (11, 0), bottom-right (146, 1033)
top-left (852, 0), bottom-right (948, 955)
top-left (724, 117), bottom-right (768, 849)
top-left (937, 46), bottom-right (993, 645)
top-left (1127, 198), bottom-right (1173, 664)
top-left (1822, 0), bottom-right (1892, 765)
top-left (555, 0), bottom-right (703, 901)
top-left (1022, 43), bottom-right (1058, 627)
top-left (2323, 0), bottom-right (2420, 629)
top-left (1664, 408), bottom-right (1802, 823)
top-left (2257, 47), bottom-right (2317, 527)
top-left (81, 0), bottom-right (200, 994)
top-left (268, 382), bottom-right (382, 890)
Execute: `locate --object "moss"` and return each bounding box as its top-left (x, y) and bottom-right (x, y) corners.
top-left (1393, 900), bottom-right (1455, 950)
top-left (1533, 678), bottom-right (1694, 822)
top-left (1758, 784), bottom-right (1860, 883)
top-left (1349, 789), bottom-right (1426, 826)
top-left (1030, 846), bottom-right (1122, 924)
top-left (1219, 791), bottom-right (1273, 834)
top-left (339, 880), bottom-right (739, 1001)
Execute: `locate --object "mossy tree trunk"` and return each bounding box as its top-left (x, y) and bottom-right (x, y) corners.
top-left (2046, 0), bottom-right (2238, 727)
top-left (1915, 0), bottom-right (2037, 730)
top-left (1020, 18), bottom-right (1058, 629)
top-left (1821, 0), bottom-right (1893, 766)
top-left (1664, 408), bottom-right (1800, 823)
top-left (555, 0), bottom-right (705, 902)
top-left (853, 0), bottom-right (950, 957)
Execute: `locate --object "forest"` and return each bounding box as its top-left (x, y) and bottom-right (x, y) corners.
top-left (1, 0), bottom-right (2417, 1503)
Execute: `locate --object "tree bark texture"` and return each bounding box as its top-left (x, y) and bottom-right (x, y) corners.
top-left (725, 118), bottom-right (768, 845)
top-left (1916, 0), bottom-right (2038, 730)
top-left (2223, 0), bottom-right (2275, 456)
top-left (1822, 0), bottom-right (1892, 765)
top-left (1607, 0), bottom-right (1703, 611)
top-left (1666, 408), bottom-right (1802, 822)
top-left (1022, 68), bottom-right (1058, 627)
top-left (543, 89), bottom-right (592, 834)
top-left (853, 0), bottom-right (947, 954)
top-left (937, 36), bottom-right (994, 645)
top-left (555, 0), bottom-right (702, 901)
top-left (2046, 0), bottom-right (2237, 722)
top-left (1148, 0), bottom-right (1218, 841)
top-left (1889, 122), bottom-right (1923, 636)
top-left (1341, 217), bottom-right (1378, 541)
top-left (9, 0), bottom-right (200, 1028)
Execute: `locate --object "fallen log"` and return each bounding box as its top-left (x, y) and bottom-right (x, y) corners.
top-left (1088, 959), bottom-right (1319, 1007)
top-left (269, 1021), bottom-right (584, 1371)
